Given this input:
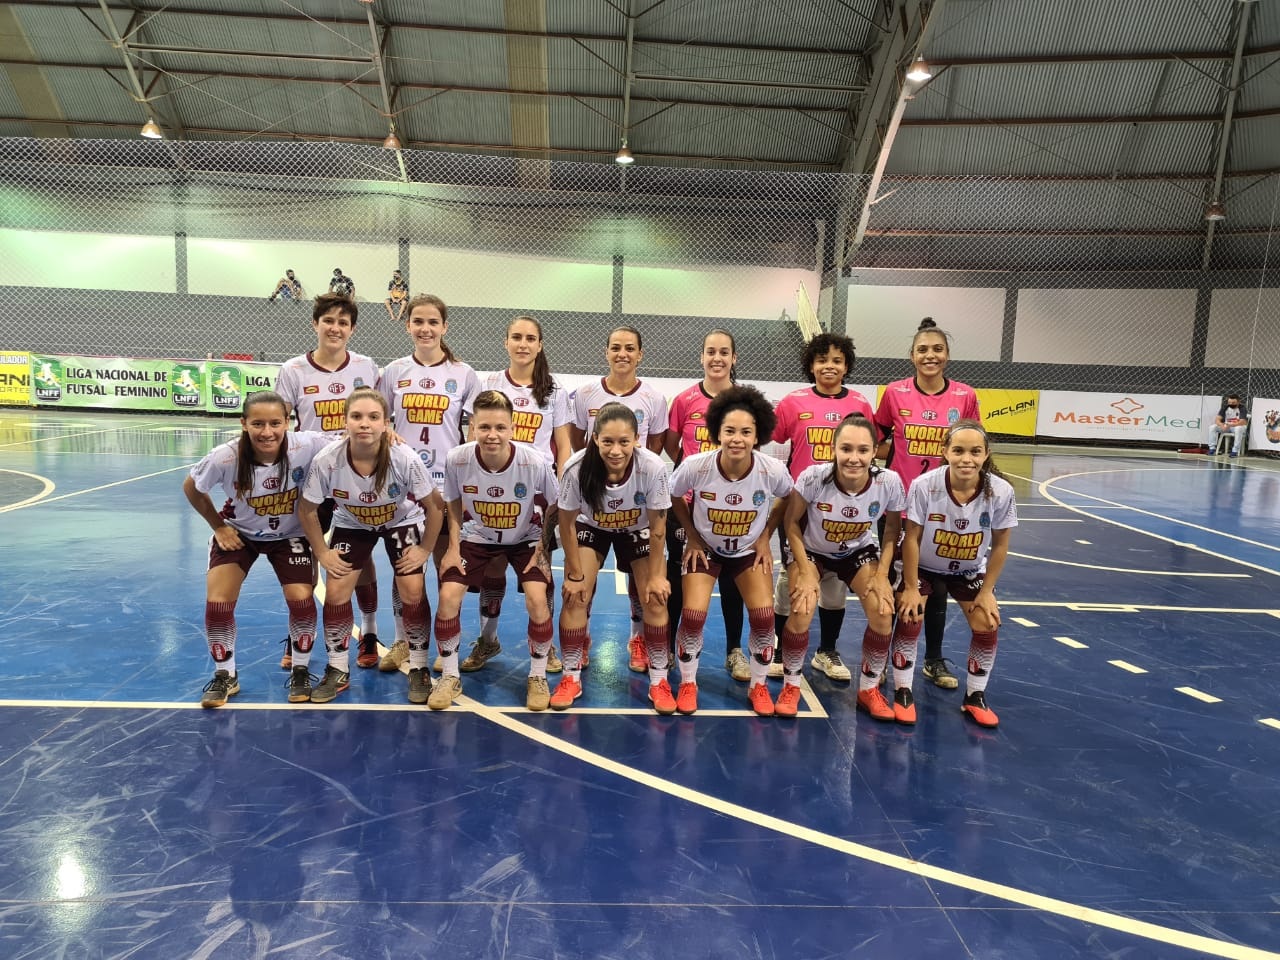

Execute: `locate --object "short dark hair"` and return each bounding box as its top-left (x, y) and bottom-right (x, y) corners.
top-left (801, 333), bottom-right (855, 383)
top-left (706, 385), bottom-right (776, 446)
top-left (313, 292), bottom-right (357, 326)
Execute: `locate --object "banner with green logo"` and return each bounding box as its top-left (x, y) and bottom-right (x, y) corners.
top-left (30, 354), bottom-right (204, 411)
top-left (205, 360), bottom-right (279, 413)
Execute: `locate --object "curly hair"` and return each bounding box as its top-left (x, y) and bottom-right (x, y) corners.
top-left (801, 332), bottom-right (855, 383)
top-left (706, 385), bottom-right (776, 446)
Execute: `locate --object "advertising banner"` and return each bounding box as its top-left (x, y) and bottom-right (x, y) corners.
top-left (0, 351), bottom-right (31, 405)
top-left (1037, 391), bottom-right (1202, 443)
top-left (30, 355), bottom-right (207, 411)
top-left (976, 389), bottom-right (1038, 437)
top-left (1250, 398), bottom-right (1280, 452)
top-left (205, 360), bottom-right (280, 413)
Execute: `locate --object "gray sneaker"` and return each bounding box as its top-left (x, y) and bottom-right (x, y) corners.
top-left (310, 665), bottom-right (350, 703)
top-left (378, 638), bottom-right (410, 672)
top-left (526, 675), bottom-right (551, 711)
top-left (923, 657), bottom-right (959, 690)
top-left (460, 636), bottom-right (502, 672)
top-left (811, 650), bottom-right (852, 681)
top-left (724, 648), bottom-right (750, 682)
top-left (428, 673), bottom-right (462, 711)
top-left (200, 670), bottom-right (239, 708)
top-left (546, 646), bottom-right (563, 674)
top-left (407, 667), bottom-right (432, 704)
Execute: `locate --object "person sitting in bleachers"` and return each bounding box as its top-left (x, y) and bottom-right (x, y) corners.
top-left (1208, 393), bottom-right (1249, 458)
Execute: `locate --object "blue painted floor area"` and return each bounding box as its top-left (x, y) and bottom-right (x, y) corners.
top-left (2, 410), bottom-right (1279, 959)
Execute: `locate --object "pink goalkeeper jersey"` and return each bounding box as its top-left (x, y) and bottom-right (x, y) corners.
top-left (668, 383), bottom-right (718, 459)
top-left (875, 377), bottom-right (981, 491)
top-left (773, 386), bottom-right (875, 480)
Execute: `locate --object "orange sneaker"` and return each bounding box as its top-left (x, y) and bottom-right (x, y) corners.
top-left (856, 686), bottom-right (894, 721)
top-left (549, 675), bottom-right (583, 710)
top-left (628, 636), bottom-right (648, 672)
top-left (775, 683), bottom-right (802, 718)
top-left (355, 632), bottom-right (379, 669)
top-left (893, 687), bottom-right (916, 725)
top-left (675, 681), bottom-right (698, 715)
top-left (748, 682), bottom-right (775, 717)
top-left (962, 691), bottom-right (999, 728)
top-left (649, 678), bottom-right (677, 715)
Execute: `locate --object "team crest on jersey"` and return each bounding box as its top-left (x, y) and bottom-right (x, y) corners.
top-left (868, 501), bottom-right (881, 518)
top-left (354, 378), bottom-right (366, 388)
top-left (798, 412), bottom-right (813, 420)
top-left (328, 383), bottom-right (345, 395)
top-left (263, 476), bottom-right (281, 490)
top-left (420, 378), bottom-right (436, 389)
top-left (446, 379), bottom-right (458, 394)
top-left (388, 483), bottom-right (401, 498)
top-left (304, 385), bottom-right (320, 395)
top-left (514, 397), bottom-right (530, 407)
top-left (922, 410), bottom-right (937, 421)
top-left (817, 502), bottom-right (832, 511)
top-left (979, 511), bottom-right (991, 528)
top-left (725, 493), bottom-right (743, 506)
top-left (463, 484), bottom-right (478, 493)
top-left (634, 410), bottom-right (645, 424)
top-left (928, 512), bottom-right (946, 522)
top-left (634, 492), bottom-right (647, 506)
top-left (514, 483), bottom-right (528, 499)
top-left (360, 491), bottom-right (377, 504)
top-left (291, 467), bottom-right (305, 483)
top-left (948, 408), bottom-right (960, 423)
top-left (955, 517), bottom-right (969, 530)
top-left (842, 505), bottom-right (858, 518)
top-left (700, 491), bottom-right (716, 501)
top-left (398, 379), bottom-right (412, 388)
top-left (420, 450), bottom-right (435, 467)
top-left (486, 486), bottom-right (503, 497)
top-left (752, 490), bottom-right (766, 506)
top-left (608, 497), bottom-right (623, 510)
top-left (334, 489), bottom-right (349, 499)
top-left (825, 412), bottom-right (841, 422)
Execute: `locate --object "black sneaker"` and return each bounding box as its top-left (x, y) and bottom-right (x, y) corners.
top-left (287, 665), bottom-right (314, 703)
top-left (922, 657), bottom-right (959, 690)
top-left (407, 667), bottom-right (432, 704)
top-left (893, 686), bottom-right (916, 725)
top-left (201, 669), bottom-right (240, 708)
top-left (356, 632), bottom-right (379, 669)
top-left (962, 690), bottom-right (999, 728)
top-left (311, 665), bottom-right (350, 704)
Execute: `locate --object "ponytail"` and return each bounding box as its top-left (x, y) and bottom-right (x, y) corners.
top-left (235, 391), bottom-right (290, 499)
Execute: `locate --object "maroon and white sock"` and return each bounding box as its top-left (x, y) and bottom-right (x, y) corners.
top-left (859, 627), bottom-right (892, 692)
top-left (559, 624), bottom-right (589, 678)
top-left (780, 626), bottom-right (809, 679)
top-left (891, 618), bottom-right (922, 691)
top-left (435, 613), bottom-right (462, 675)
top-left (479, 576), bottom-right (506, 642)
top-left (966, 630), bottom-right (999, 695)
top-left (205, 600), bottom-right (237, 675)
top-left (355, 580), bottom-right (378, 637)
top-left (675, 609), bottom-right (706, 684)
top-left (400, 597), bottom-right (431, 670)
top-left (527, 617), bottom-right (554, 678)
top-left (746, 605), bottom-right (775, 685)
top-left (286, 596), bottom-right (317, 669)
top-left (322, 600), bottom-right (353, 673)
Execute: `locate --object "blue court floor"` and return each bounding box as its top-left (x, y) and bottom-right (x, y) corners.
top-left (1, 409), bottom-right (1278, 959)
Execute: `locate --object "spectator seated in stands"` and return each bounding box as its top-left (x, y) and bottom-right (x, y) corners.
top-left (269, 269), bottom-right (303, 302)
top-left (329, 267), bottom-right (355, 298)
top-left (1208, 393), bottom-right (1249, 457)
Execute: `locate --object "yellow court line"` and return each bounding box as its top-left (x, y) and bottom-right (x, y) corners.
top-left (0, 469), bottom-right (55, 512)
top-left (1108, 660), bottom-right (1148, 674)
top-left (1175, 687), bottom-right (1223, 704)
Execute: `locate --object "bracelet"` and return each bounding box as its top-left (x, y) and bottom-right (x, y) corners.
top-left (566, 574), bottom-right (585, 582)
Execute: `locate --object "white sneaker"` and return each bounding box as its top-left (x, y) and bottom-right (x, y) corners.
top-left (724, 648), bottom-right (750, 682)
top-left (767, 636), bottom-right (784, 678)
top-left (811, 650), bottom-right (852, 681)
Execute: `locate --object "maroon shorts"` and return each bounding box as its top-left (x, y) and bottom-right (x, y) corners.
top-left (575, 520), bottom-right (651, 568)
top-left (441, 539), bottom-right (551, 590)
top-left (915, 568), bottom-right (986, 603)
top-left (693, 550), bottom-right (757, 582)
top-left (807, 544), bottom-right (880, 584)
top-left (209, 535), bottom-right (314, 585)
top-left (329, 523), bottom-right (422, 571)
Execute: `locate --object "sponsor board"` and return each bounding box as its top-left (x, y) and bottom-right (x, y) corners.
top-left (1037, 391), bottom-right (1202, 443)
top-left (976, 389), bottom-right (1037, 437)
top-left (0, 350), bottom-right (31, 405)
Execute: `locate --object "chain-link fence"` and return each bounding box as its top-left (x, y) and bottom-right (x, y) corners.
top-left (1, 136), bottom-right (1277, 419)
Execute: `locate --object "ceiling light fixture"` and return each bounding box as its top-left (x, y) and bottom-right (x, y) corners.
top-left (1204, 201), bottom-right (1226, 222)
top-left (614, 138), bottom-right (635, 165)
top-left (382, 130), bottom-right (401, 150)
top-left (906, 58), bottom-right (932, 82)
top-left (139, 118), bottom-right (162, 139)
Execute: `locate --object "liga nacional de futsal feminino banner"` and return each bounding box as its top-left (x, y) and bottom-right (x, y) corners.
top-left (27, 354), bottom-right (279, 412)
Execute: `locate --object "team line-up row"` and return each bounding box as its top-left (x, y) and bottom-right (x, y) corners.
top-left (183, 292), bottom-right (1016, 727)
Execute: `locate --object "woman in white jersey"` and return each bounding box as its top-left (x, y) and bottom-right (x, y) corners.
top-left (875, 317), bottom-right (982, 692)
top-left (780, 414), bottom-right (906, 721)
top-left (554, 403), bottom-right (672, 712)
top-left (570, 325), bottom-right (669, 665)
top-left (896, 420), bottom-right (1016, 728)
top-left (455, 315), bottom-right (571, 675)
top-left (669, 386), bottom-right (793, 716)
top-left (378, 294), bottom-right (479, 673)
top-left (300, 388), bottom-right (443, 706)
top-left (184, 391), bottom-right (334, 708)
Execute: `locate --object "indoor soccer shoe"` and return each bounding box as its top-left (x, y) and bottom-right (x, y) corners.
top-left (549, 675), bottom-right (583, 710)
top-left (748, 682), bottom-right (775, 717)
top-left (923, 657), bottom-right (959, 690)
top-left (962, 691), bottom-right (999, 728)
top-left (310, 666), bottom-right (350, 703)
top-left (428, 674), bottom-right (462, 711)
top-left (379, 639), bottom-right (410, 672)
top-left (893, 687), bottom-right (917, 725)
top-left (649, 679), bottom-right (677, 715)
top-left (547, 646), bottom-right (563, 674)
top-left (526, 676), bottom-right (551, 712)
top-left (774, 683), bottom-right (802, 718)
top-left (675, 682), bottom-right (699, 715)
top-left (724, 647), bottom-right (750, 682)
top-left (201, 670), bottom-right (239, 708)
top-left (407, 667), bottom-right (432, 705)
top-left (460, 636), bottom-right (501, 672)
top-left (287, 666), bottom-right (314, 703)
top-left (356, 632), bottom-right (380, 669)
top-left (628, 636), bottom-right (649, 673)
top-left (856, 686), bottom-right (894, 721)
top-left (811, 649), bottom-right (852, 681)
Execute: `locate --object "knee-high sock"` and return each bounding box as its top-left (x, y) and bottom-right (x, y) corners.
top-left (859, 626), bottom-right (892, 691)
top-left (746, 605), bottom-right (775, 686)
top-left (780, 626), bottom-right (808, 681)
top-left (434, 614), bottom-right (461, 675)
top-left (966, 630), bottom-right (999, 695)
top-left (400, 597), bottom-right (431, 670)
top-left (559, 624), bottom-right (588, 678)
top-left (675, 608), bottom-right (706, 684)
top-left (892, 617), bottom-right (922, 691)
top-left (480, 576), bottom-right (506, 642)
top-left (205, 600), bottom-right (237, 675)
top-left (923, 589), bottom-right (947, 661)
top-left (645, 621), bottom-right (671, 680)
top-left (527, 616), bottom-right (554, 678)
top-left (391, 581), bottom-right (406, 643)
top-left (286, 596), bottom-right (317, 669)
top-left (322, 600), bottom-right (353, 672)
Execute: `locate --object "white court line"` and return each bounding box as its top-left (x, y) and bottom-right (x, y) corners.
top-left (0, 424), bottom-right (150, 449)
top-left (0, 462), bottom-right (194, 513)
top-left (1007, 551), bottom-right (1248, 577)
top-left (1174, 687), bottom-right (1223, 704)
top-left (0, 469), bottom-right (55, 512)
top-left (1055, 636), bottom-right (1088, 649)
top-left (1002, 601), bottom-right (1280, 615)
top-left (1261, 718), bottom-right (1280, 730)
top-left (1109, 660), bottom-right (1148, 674)
top-left (1013, 518), bottom-right (1084, 522)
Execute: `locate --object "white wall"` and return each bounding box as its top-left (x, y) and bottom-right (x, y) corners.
top-left (0, 228), bottom-right (176, 292)
top-left (622, 264), bottom-right (820, 320)
top-left (844, 284), bottom-right (1004, 360)
top-left (1206, 288), bottom-right (1280, 369)
top-left (1015, 288), bottom-right (1196, 365)
top-left (410, 248), bottom-right (613, 313)
top-left (188, 237), bottom-right (398, 299)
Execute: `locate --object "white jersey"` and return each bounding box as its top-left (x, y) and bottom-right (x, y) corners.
top-left (571, 378), bottom-right (668, 448)
top-left (906, 465), bottom-right (1018, 578)
top-left (467, 370), bottom-right (571, 466)
top-left (275, 351), bottom-right (381, 434)
top-left (380, 355), bottom-right (479, 485)
top-left (302, 440), bottom-right (435, 531)
top-left (559, 447), bottom-right (672, 533)
top-left (443, 441), bottom-right (559, 545)
top-left (670, 449), bottom-right (793, 558)
top-left (795, 464), bottom-right (906, 559)
top-left (189, 432), bottom-right (336, 541)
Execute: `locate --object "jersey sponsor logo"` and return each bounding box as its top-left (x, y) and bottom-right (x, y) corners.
top-left (304, 385), bottom-right (320, 395)
top-left (903, 423), bottom-right (947, 458)
top-left (328, 383), bottom-right (346, 395)
top-left (955, 517), bottom-right (969, 530)
top-left (403, 393), bottom-right (449, 425)
top-left (247, 488), bottom-right (300, 517)
top-left (263, 476), bottom-right (281, 490)
top-left (463, 484), bottom-right (478, 493)
top-left (707, 507), bottom-right (753, 537)
top-left (752, 490), bottom-right (766, 506)
top-left (820, 518), bottom-right (871, 543)
top-left (898, 408), bottom-right (911, 416)
top-left (514, 483), bottom-right (528, 499)
top-left (589, 407), bottom-right (601, 416)
top-left (690, 411), bottom-right (703, 419)
top-left (313, 398), bottom-right (348, 431)
top-left (512, 410), bottom-right (544, 443)
top-left (420, 377), bottom-right (436, 389)
top-left (817, 502), bottom-right (832, 512)
top-left (608, 497), bottom-right (624, 510)
top-left (725, 493), bottom-right (743, 506)
top-left (700, 491), bottom-right (716, 501)
top-left (593, 506), bottom-right (642, 529)
top-left (474, 500), bottom-right (520, 529)
top-left (486, 485), bottom-right (504, 497)
top-left (798, 412), bottom-right (813, 420)
top-left (932, 529), bottom-right (981, 560)
top-left (804, 425), bottom-right (836, 461)
top-left (398, 379), bottom-right (412, 388)
top-left (842, 505), bottom-right (858, 518)
top-left (333, 489), bottom-right (349, 499)
top-left (928, 512), bottom-right (945, 522)
top-left (348, 502), bottom-right (397, 526)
